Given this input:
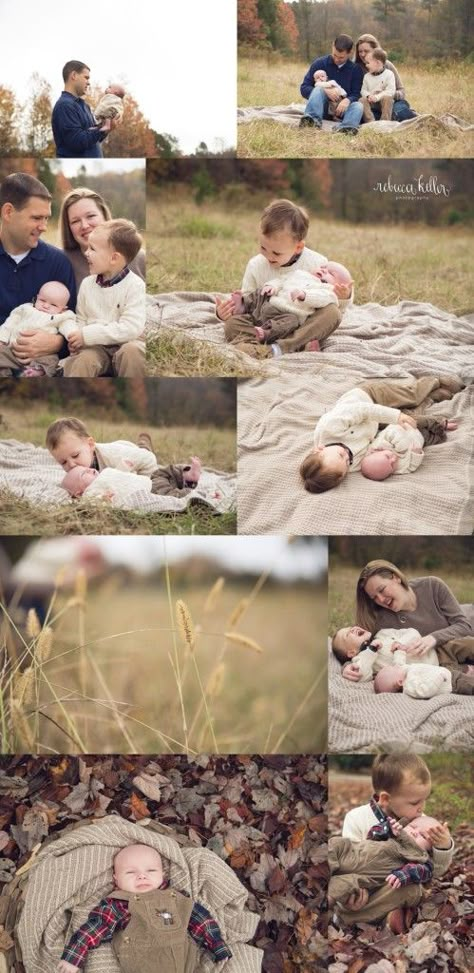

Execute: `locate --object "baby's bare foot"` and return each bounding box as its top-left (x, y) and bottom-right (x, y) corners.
top-left (255, 326), bottom-right (265, 342)
top-left (305, 339), bottom-right (320, 352)
top-left (186, 456), bottom-right (202, 483)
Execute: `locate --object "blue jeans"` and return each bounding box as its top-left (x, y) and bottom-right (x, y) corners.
top-left (392, 98), bottom-right (416, 121)
top-left (303, 87), bottom-right (363, 129)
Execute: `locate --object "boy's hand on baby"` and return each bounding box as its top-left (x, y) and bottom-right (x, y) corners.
top-left (444, 420), bottom-right (458, 431)
top-left (333, 281), bottom-right (353, 301)
top-left (261, 284), bottom-right (276, 297)
top-left (342, 663), bottom-right (362, 682)
top-left (387, 816), bottom-right (403, 836)
top-left (398, 413), bottom-right (417, 429)
top-left (58, 962), bottom-right (79, 972)
top-left (427, 821), bottom-right (451, 849)
top-left (404, 634), bottom-right (436, 657)
top-left (386, 873), bottom-right (402, 889)
top-left (68, 332), bottom-right (84, 353)
top-left (371, 639), bottom-right (382, 650)
top-left (215, 297), bottom-right (235, 321)
top-left (290, 289), bottom-right (306, 302)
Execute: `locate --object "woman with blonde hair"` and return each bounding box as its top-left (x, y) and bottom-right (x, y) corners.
top-left (58, 187), bottom-right (146, 377)
top-left (354, 34), bottom-right (416, 122)
top-left (354, 559), bottom-right (474, 678)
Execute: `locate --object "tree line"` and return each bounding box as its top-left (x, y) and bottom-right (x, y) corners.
top-left (147, 158), bottom-right (473, 226)
top-left (330, 537), bottom-right (474, 569)
top-left (238, 0), bottom-right (473, 60)
top-left (0, 379), bottom-right (236, 428)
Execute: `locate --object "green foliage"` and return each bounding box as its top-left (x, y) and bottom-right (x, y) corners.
top-left (192, 167), bottom-right (217, 205)
top-left (176, 216), bottom-right (233, 239)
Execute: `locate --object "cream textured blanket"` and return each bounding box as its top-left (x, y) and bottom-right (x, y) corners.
top-left (237, 103), bottom-right (474, 134)
top-left (0, 441), bottom-right (236, 515)
top-left (237, 372), bottom-right (473, 535)
top-left (17, 815), bottom-right (262, 973)
top-left (328, 606), bottom-right (474, 752)
top-left (146, 294), bottom-right (473, 381)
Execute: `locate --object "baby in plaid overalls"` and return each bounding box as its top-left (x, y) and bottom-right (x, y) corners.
top-left (58, 843), bottom-right (232, 972)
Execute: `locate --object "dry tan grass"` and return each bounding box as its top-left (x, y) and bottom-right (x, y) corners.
top-left (147, 195), bottom-right (474, 315)
top-left (1, 571), bottom-right (327, 754)
top-left (238, 57), bottom-right (474, 159)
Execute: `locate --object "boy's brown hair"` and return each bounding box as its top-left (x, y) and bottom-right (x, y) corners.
top-left (300, 451), bottom-right (346, 493)
top-left (45, 417), bottom-right (92, 451)
top-left (372, 755), bottom-right (431, 796)
top-left (261, 199), bottom-right (309, 241)
top-left (100, 218), bottom-right (142, 264)
top-left (370, 47), bottom-right (387, 65)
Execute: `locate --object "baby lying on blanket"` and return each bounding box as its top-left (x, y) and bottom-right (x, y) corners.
top-left (58, 843), bottom-right (231, 972)
top-left (93, 83), bottom-right (126, 124)
top-left (328, 814), bottom-right (440, 908)
top-left (361, 418), bottom-right (457, 481)
top-left (313, 70), bottom-right (347, 117)
top-left (332, 625), bottom-right (474, 695)
top-left (61, 465), bottom-right (152, 502)
top-left (374, 664), bottom-right (453, 698)
top-left (47, 417), bottom-right (202, 500)
top-left (226, 260), bottom-right (351, 354)
top-left (0, 281), bottom-right (75, 377)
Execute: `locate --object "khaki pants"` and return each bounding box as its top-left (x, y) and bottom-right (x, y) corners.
top-left (112, 888), bottom-right (198, 973)
top-left (224, 303), bottom-right (341, 358)
top-left (150, 464), bottom-right (195, 498)
top-left (337, 878), bottom-right (422, 925)
top-left (437, 636), bottom-right (474, 694)
top-left (361, 95), bottom-right (394, 122)
top-left (0, 343), bottom-right (58, 376)
top-left (62, 340), bottom-right (145, 377)
top-left (359, 376), bottom-right (459, 410)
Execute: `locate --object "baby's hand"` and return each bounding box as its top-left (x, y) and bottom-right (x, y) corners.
top-left (390, 641), bottom-right (403, 652)
top-left (398, 412), bottom-right (417, 429)
top-left (371, 639), bottom-right (382, 650)
top-left (342, 663), bottom-right (362, 682)
top-left (58, 962), bottom-right (80, 973)
top-left (386, 873), bottom-right (402, 889)
top-left (426, 820), bottom-right (451, 849)
top-left (290, 289), bottom-right (306, 302)
top-left (444, 420), bottom-right (458, 431)
top-left (261, 283), bottom-right (276, 297)
top-left (404, 634), bottom-right (436, 657)
top-left (215, 296), bottom-right (236, 321)
top-left (68, 332), bottom-right (84, 354)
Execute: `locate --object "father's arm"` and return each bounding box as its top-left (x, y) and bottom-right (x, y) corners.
top-left (300, 58), bottom-right (326, 99)
top-left (53, 100), bottom-right (108, 156)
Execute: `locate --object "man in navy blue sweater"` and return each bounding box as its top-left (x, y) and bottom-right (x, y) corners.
top-left (0, 173), bottom-right (76, 366)
top-left (299, 35), bottom-right (363, 134)
top-left (52, 60), bottom-right (115, 158)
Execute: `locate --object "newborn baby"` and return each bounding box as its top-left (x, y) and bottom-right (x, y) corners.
top-left (58, 843), bottom-right (231, 972)
top-left (61, 465), bottom-right (152, 503)
top-left (361, 418), bottom-right (457, 480)
top-left (94, 83), bottom-right (126, 124)
top-left (0, 281), bottom-right (75, 377)
top-left (374, 664), bottom-right (453, 698)
top-left (313, 69), bottom-right (347, 117)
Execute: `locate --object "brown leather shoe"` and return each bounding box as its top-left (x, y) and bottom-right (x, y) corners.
top-left (386, 905), bottom-right (416, 934)
top-left (137, 432), bottom-right (154, 453)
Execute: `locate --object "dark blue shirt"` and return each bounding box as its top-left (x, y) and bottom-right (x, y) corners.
top-left (52, 91), bottom-right (107, 158)
top-left (0, 239), bottom-right (77, 325)
top-left (300, 55), bottom-right (363, 102)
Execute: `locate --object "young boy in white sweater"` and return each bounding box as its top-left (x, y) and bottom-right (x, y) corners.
top-left (337, 755), bottom-right (454, 931)
top-left (214, 199), bottom-right (353, 357)
top-left (360, 48), bottom-right (396, 122)
top-left (61, 218), bottom-right (145, 377)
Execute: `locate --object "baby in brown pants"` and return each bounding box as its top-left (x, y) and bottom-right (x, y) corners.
top-left (58, 844), bottom-right (232, 972)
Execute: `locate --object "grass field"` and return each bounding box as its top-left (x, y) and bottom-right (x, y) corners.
top-left (329, 563), bottom-right (474, 633)
top-left (238, 58), bottom-right (474, 159)
top-left (146, 192), bottom-right (473, 375)
top-left (1, 574), bottom-right (327, 754)
top-left (0, 405), bottom-right (236, 536)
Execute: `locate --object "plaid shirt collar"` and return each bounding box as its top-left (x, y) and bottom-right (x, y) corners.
top-left (96, 266), bottom-right (130, 288)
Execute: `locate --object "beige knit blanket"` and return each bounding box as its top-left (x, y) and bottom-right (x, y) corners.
top-left (237, 372), bottom-right (473, 535)
top-left (17, 816), bottom-right (262, 973)
top-left (146, 294), bottom-right (473, 381)
top-left (328, 606), bottom-right (474, 752)
top-left (237, 103), bottom-right (474, 134)
top-left (0, 441), bottom-right (236, 515)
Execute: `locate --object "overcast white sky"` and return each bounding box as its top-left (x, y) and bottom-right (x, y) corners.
top-left (57, 159), bottom-right (144, 177)
top-left (0, 0), bottom-right (236, 153)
